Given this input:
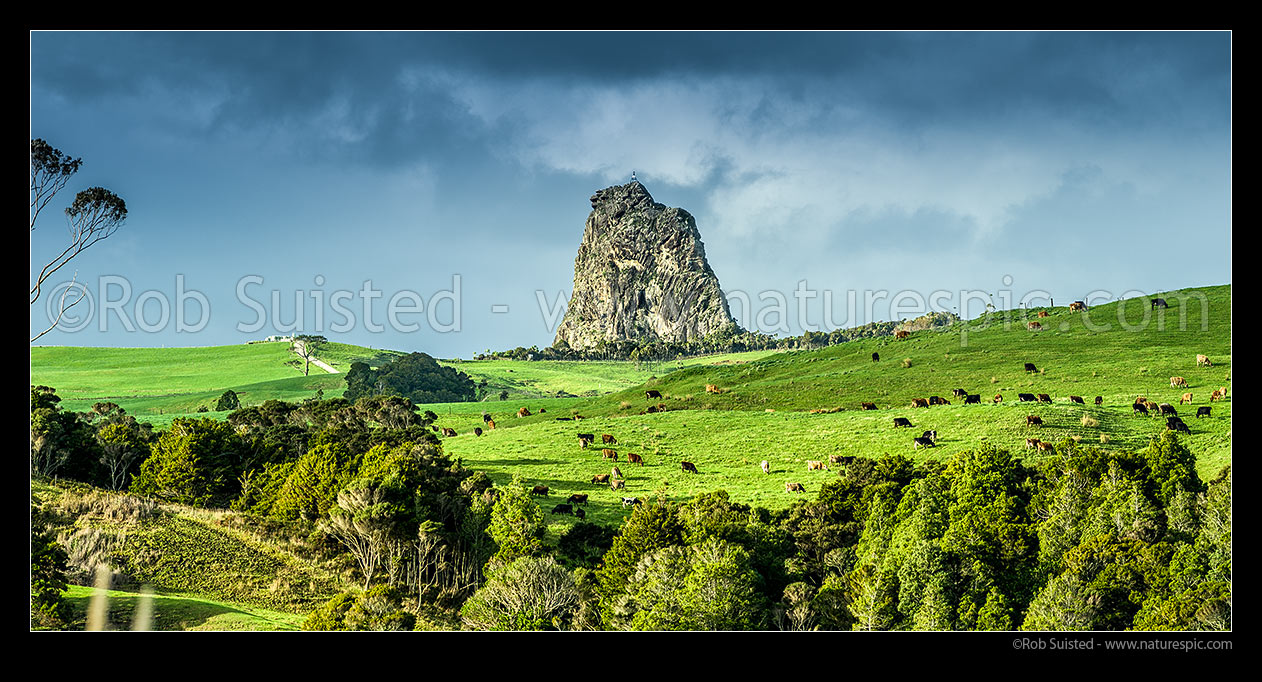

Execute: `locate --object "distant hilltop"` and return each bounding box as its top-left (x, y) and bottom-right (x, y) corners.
top-left (553, 180), bottom-right (739, 351)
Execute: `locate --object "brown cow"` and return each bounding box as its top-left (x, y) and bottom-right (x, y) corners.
top-left (518, 407), bottom-right (532, 417)
top-left (602, 434), bottom-right (617, 444)
top-left (786, 482), bottom-right (805, 493)
top-left (530, 485), bottom-right (549, 496)
top-left (486, 420), bottom-right (496, 430)
top-left (657, 403), bottom-right (667, 411)
top-left (578, 434), bottom-right (595, 448)
top-left (1037, 394), bottom-right (1052, 403)
top-left (911, 398), bottom-right (930, 408)
top-left (1025, 438), bottom-right (1041, 450)
top-left (441, 427), bottom-right (457, 437)
top-left (602, 449), bottom-right (618, 461)
top-left (705, 384), bottom-right (721, 394)
top-left (1026, 415), bottom-right (1044, 427)
top-left (1180, 392), bottom-right (1193, 405)
top-left (807, 460), bottom-right (827, 471)
top-left (1210, 389), bottom-right (1224, 402)
top-left (1028, 321), bottom-right (1043, 331)
top-left (567, 494), bottom-right (589, 506)
top-left (1036, 441), bottom-right (1055, 452)
top-left (645, 406), bottom-right (658, 414)
top-left (591, 474), bottom-right (611, 484)
top-left (610, 479), bottom-right (626, 491)
top-left (681, 461), bottom-right (699, 474)
top-left (1197, 354), bottom-right (1212, 367)
top-left (1069, 301), bottom-right (1086, 312)
top-left (895, 330), bottom-right (910, 340)
top-left (646, 390), bottom-right (662, 399)
top-left (1170, 376), bottom-right (1188, 388)
top-left (611, 466), bottom-right (623, 480)
top-left (627, 453), bottom-right (645, 466)
top-left (993, 394), bottom-right (1003, 404)
top-left (1037, 311), bottom-right (1049, 318)
top-left (861, 402), bottom-right (877, 410)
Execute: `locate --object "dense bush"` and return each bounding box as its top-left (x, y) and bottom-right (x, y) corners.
top-left (344, 352), bottom-right (476, 404)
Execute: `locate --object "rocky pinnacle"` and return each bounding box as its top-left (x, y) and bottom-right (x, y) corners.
top-left (553, 180), bottom-right (739, 350)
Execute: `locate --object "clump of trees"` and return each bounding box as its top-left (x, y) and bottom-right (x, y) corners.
top-left (344, 352), bottom-right (476, 404)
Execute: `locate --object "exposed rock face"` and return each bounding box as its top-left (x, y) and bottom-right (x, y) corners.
top-left (554, 181), bottom-right (739, 350)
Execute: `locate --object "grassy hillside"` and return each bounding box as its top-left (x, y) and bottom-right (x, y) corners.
top-left (57, 585), bottom-right (306, 631)
top-left (433, 286), bottom-right (1231, 528)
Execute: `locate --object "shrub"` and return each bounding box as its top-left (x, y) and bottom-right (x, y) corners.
top-left (1081, 415), bottom-right (1099, 428)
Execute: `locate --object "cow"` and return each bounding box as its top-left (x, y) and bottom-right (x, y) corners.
top-left (1036, 441), bottom-right (1055, 452)
top-left (786, 482), bottom-right (806, 492)
top-left (928, 396), bottom-right (945, 406)
top-left (1037, 394), bottom-right (1052, 403)
top-left (610, 479), bottom-right (626, 491)
top-left (993, 394), bottom-right (1003, 404)
top-left (705, 384), bottom-right (721, 394)
top-left (555, 417), bottom-right (573, 421)
top-left (1180, 392), bottom-right (1193, 405)
top-left (1069, 396), bottom-right (1085, 404)
top-left (1170, 376), bottom-right (1188, 388)
top-left (861, 402), bottom-right (878, 411)
top-left (482, 413), bottom-right (493, 424)
top-left (1025, 438), bottom-right (1041, 450)
top-left (681, 461), bottom-right (699, 474)
top-left (518, 407), bottom-right (532, 417)
top-left (1158, 403), bottom-right (1177, 416)
top-left (602, 434), bottom-right (617, 444)
top-left (939, 398), bottom-right (951, 406)
top-left (602, 449), bottom-right (618, 461)
top-left (551, 503), bottom-right (574, 515)
top-left (921, 430), bottom-right (937, 442)
top-left (574, 508), bottom-right (586, 521)
top-left (911, 398), bottom-right (930, 408)
top-left (567, 493), bottom-right (589, 506)
top-left (1095, 396), bottom-right (1103, 405)
top-left (830, 455), bottom-right (856, 465)
top-left (1210, 389), bottom-right (1224, 402)
top-left (431, 425), bottom-right (439, 432)
top-left (1018, 393), bottom-right (1036, 402)
top-left (646, 406), bottom-right (658, 414)
top-left (893, 417), bottom-right (913, 428)
top-left (474, 427), bottom-right (483, 436)
top-left (574, 414), bottom-right (585, 420)
top-left (622, 497), bottom-right (641, 507)
top-left (627, 453), bottom-right (645, 466)
top-left (965, 394), bottom-right (981, 404)
top-left (646, 390), bottom-right (662, 399)
top-left (1133, 403), bottom-right (1150, 416)
top-left (539, 408), bottom-right (547, 414)
top-left (441, 427), bottom-right (457, 437)
top-left (578, 433), bottom-right (595, 448)
top-left (486, 420), bottom-right (496, 430)
top-left (1069, 301), bottom-right (1086, 312)
top-left (530, 485), bottom-right (549, 496)
top-left (657, 403), bottom-right (668, 411)
top-left (1166, 417), bottom-right (1190, 434)
top-left (952, 388), bottom-right (968, 398)
top-left (1196, 406), bottom-right (1212, 419)
top-left (1152, 298), bottom-right (1168, 309)
top-left (872, 352), bottom-right (880, 362)
top-left (1026, 415), bottom-right (1044, 427)
top-left (913, 437), bottom-right (936, 449)
top-left (760, 460), bottom-right (770, 474)
top-left (1028, 321), bottom-right (1043, 331)
top-left (807, 460), bottom-right (827, 471)
top-left (1197, 354), bottom-right (1212, 367)
top-left (895, 330), bottom-right (910, 340)
top-left (1024, 363), bottom-right (1038, 373)
top-left (591, 474), bottom-right (611, 484)
top-left (611, 466), bottom-right (623, 480)
top-left (1037, 310), bottom-right (1049, 318)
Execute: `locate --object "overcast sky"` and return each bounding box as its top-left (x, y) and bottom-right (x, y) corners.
top-left (29, 31), bottom-right (1231, 357)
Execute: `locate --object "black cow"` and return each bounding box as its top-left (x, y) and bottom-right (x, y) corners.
top-left (578, 433), bottom-right (595, 448)
top-left (530, 485), bottom-right (549, 496)
top-left (574, 508), bottom-right (586, 520)
top-left (964, 394), bottom-right (981, 404)
top-left (555, 417), bottom-right (574, 421)
top-left (913, 437), bottom-right (936, 449)
top-left (921, 430), bottom-right (937, 441)
top-left (646, 390), bottom-right (662, 399)
top-left (893, 417), bottom-right (913, 428)
top-left (1095, 396), bottom-right (1104, 405)
top-left (1037, 394), bottom-right (1052, 404)
top-left (1159, 403), bottom-right (1178, 416)
top-left (1026, 415), bottom-right (1044, 426)
top-left (482, 413), bottom-right (493, 423)
top-left (861, 402), bottom-right (878, 410)
top-left (928, 396), bottom-right (945, 406)
top-left (622, 497), bottom-right (641, 507)
top-left (1069, 396), bottom-right (1085, 404)
top-left (952, 388), bottom-right (968, 398)
top-left (681, 461), bottom-right (699, 474)
top-left (1024, 363), bottom-right (1038, 373)
top-left (551, 503), bottom-right (574, 515)
top-left (872, 352), bottom-right (880, 362)
top-left (474, 427), bottom-right (483, 436)
top-left (1018, 393), bottom-right (1037, 402)
top-left (1166, 417), bottom-right (1190, 433)
top-left (1196, 406), bottom-right (1212, 418)
top-left (1152, 298), bottom-right (1169, 309)
top-left (1133, 403), bottom-right (1150, 416)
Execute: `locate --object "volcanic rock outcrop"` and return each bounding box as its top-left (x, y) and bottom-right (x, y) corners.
top-left (553, 180), bottom-right (738, 350)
